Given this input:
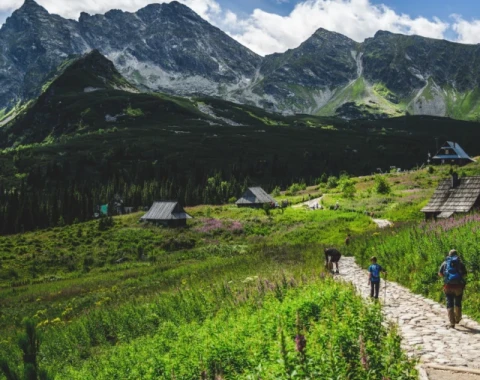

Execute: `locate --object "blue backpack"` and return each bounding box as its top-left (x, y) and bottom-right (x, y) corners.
top-left (370, 264), bottom-right (381, 281)
top-left (444, 256), bottom-right (463, 284)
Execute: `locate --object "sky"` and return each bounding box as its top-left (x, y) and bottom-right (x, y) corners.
top-left (1, 0), bottom-right (480, 56)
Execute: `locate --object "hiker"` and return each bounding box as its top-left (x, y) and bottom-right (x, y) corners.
top-left (344, 234), bottom-right (351, 255)
top-left (438, 249), bottom-right (467, 328)
top-left (368, 256), bottom-right (387, 299)
top-left (324, 248), bottom-right (341, 274)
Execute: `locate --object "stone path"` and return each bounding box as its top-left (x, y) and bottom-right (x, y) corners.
top-left (293, 196), bottom-right (323, 209)
top-left (372, 218), bottom-right (393, 228)
top-left (337, 257), bottom-right (480, 376)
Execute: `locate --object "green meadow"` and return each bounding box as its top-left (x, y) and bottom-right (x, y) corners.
top-left (2, 161), bottom-right (480, 379)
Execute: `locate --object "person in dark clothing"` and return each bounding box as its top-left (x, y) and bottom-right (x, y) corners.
top-left (438, 249), bottom-right (467, 328)
top-left (368, 256), bottom-right (387, 299)
top-left (324, 248), bottom-right (341, 274)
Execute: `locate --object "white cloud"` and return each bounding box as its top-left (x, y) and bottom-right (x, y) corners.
top-left (451, 15), bottom-right (480, 45)
top-left (218, 0), bottom-right (450, 55)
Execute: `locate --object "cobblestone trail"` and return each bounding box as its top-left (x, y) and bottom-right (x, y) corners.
top-left (338, 257), bottom-right (480, 372)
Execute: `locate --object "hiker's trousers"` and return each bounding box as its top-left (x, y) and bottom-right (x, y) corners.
top-left (444, 287), bottom-right (463, 309)
top-left (370, 281), bottom-right (380, 298)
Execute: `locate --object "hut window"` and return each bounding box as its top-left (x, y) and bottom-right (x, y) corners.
top-left (445, 149), bottom-right (450, 155)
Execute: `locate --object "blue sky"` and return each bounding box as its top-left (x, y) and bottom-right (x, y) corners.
top-left (221, 0), bottom-right (480, 20)
top-left (1, 0), bottom-right (480, 55)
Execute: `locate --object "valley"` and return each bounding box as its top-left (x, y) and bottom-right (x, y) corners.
top-left (1, 1), bottom-right (480, 379)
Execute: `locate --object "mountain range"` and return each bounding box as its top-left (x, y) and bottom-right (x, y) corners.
top-left (2, 0), bottom-right (480, 120)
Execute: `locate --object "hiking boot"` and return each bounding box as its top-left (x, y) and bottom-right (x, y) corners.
top-left (335, 270), bottom-right (339, 274)
top-left (454, 307), bottom-right (462, 324)
top-left (447, 308), bottom-right (456, 328)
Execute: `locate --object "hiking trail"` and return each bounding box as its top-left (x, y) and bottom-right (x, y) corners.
top-left (337, 257), bottom-right (480, 379)
top-left (293, 196), bottom-right (323, 209)
top-left (372, 218), bottom-right (393, 228)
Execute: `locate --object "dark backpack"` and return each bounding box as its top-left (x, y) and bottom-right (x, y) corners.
top-left (444, 256), bottom-right (463, 284)
top-left (370, 264), bottom-right (381, 281)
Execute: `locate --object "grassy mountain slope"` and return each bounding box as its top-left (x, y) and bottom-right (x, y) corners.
top-left (2, 167), bottom-right (451, 378)
top-left (2, 51), bottom-right (480, 236)
top-left (3, 158), bottom-right (480, 378)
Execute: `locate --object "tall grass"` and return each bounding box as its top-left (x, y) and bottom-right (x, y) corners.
top-left (59, 278), bottom-right (416, 379)
top-left (351, 214), bottom-right (480, 320)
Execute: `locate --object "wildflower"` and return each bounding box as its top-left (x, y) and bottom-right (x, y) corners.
top-left (359, 335), bottom-right (369, 370)
top-left (295, 334), bottom-right (307, 354)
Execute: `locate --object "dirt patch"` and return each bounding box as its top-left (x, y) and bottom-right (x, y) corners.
top-left (427, 368), bottom-right (480, 380)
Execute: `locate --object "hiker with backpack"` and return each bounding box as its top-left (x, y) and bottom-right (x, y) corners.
top-left (438, 249), bottom-right (467, 328)
top-left (368, 256), bottom-right (387, 299)
top-left (324, 248), bottom-right (341, 274)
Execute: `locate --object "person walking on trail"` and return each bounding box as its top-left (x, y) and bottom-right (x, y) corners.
top-left (438, 249), bottom-right (467, 328)
top-left (344, 234), bottom-right (351, 253)
top-left (368, 256), bottom-right (387, 299)
top-left (324, 248), bottom-right (341, 274)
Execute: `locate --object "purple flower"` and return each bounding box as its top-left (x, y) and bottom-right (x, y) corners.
top-left (295, 334), bottom-right (307, 354)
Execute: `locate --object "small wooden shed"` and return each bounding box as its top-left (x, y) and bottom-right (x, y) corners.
top-left (432, 141), bottom-right (475, 166)
top-left (421, 174), bottom-right (480, 220)
top-left (236, 187), bottom-right (278, 208)
top-left (141, 202), bottom-right (192, 227)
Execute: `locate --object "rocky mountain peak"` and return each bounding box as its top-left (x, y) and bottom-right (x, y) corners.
top-left (373, 30), bottom-right (394, 38)
top-left (15, 0), bottom-right (49, 16)
top-left (312, 27), bottom-right (354, 41)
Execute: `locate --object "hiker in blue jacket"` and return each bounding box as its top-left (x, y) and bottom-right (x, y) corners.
top-left (438, 249), bottom-right (467, 328)
top-left (368, 256), bottom-right (387, 299)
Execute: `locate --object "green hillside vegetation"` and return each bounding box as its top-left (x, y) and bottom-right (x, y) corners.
top-left (2, 50), bottom-right (480, 238)
top-left (0, 180), bottom-right (425, 378)
top-left (2, 161), bottom-right (480, 378)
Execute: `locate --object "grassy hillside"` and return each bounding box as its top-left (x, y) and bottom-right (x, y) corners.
top-left (3, 160), bottom-right (480, 378)
top-left (0, 193), bottom-right (420, 379)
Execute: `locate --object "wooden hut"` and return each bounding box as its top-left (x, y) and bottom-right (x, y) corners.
top-left (421, 174), bottom-right (480, 220)
top-left (432, 141), bottom-right (475, 166)
top-left (141, 202), bottom-right (192, 227)
top-left (236, 187), bottom-right (278, 208)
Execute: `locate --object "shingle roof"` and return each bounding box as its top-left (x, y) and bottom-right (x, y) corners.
top-left (236, 187), bottom-right (277, 205)
top-left (433, 141), bottom-right (475, 162)
top-left (141, 202), bottom-right (192, 220)
top-left (421, 176), bottom-right (480, 213)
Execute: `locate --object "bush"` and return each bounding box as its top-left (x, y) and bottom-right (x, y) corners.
top-left (289, 183), bottom-right (302, 195)
top-left (271, 186), bottom-right (281, 197)
top-left (263, 203), bottom-right (272, 216)
top-left (339, 178), bottom-right (356, 199)
top-left (374, 175), bottom-right (391, 195)
top-left (326, 176), bottom-right (339, 189)
top-left (228, 197), bottom-right (237, 204)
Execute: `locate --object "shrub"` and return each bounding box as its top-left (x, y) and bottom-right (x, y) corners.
top-left (326, 176), bottom-right (339, 189)
top-left (263, 203), bottom-right (272, 216)
top-left (374, 175), bottom-right (391, 195)
top-left (271, 186), bottom-right (281, 197)
top-left (339, 178), bottom-right (356, 199)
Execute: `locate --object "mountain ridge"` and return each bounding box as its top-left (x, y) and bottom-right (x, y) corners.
top-left (2, 0), bottom-right (480, 120)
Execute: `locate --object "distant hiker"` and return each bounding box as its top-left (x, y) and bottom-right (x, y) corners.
top-left (334, 201), bottom-right (339, 210)
top-left (368, 256), bottom-right (387, 299)
top-left (324, 248), bottom-right (341, 274)
top-left (438, 249), bottom-right (467, 328)
top-left (344, 234), bottom-right (351, 255)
